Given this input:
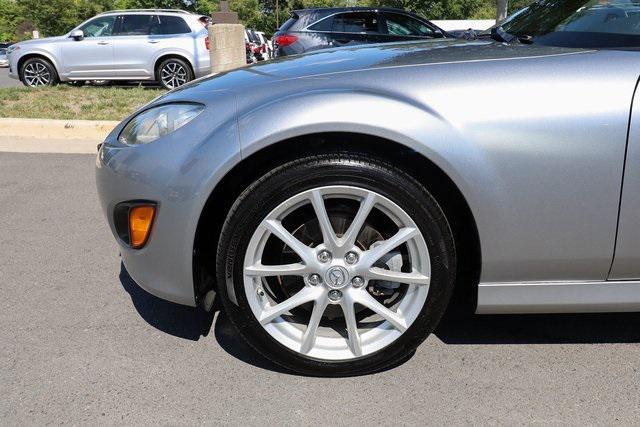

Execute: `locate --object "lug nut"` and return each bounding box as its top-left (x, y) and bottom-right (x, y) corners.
top-left (345, 251), bottom-right (359, 265)
top-left (352, 276), bottom-right (365, 288)
top-left (328, 290), bottom-right (342, 301)
top-left (317, 250), bottom-right (332, 263)
top-left (257, 288), bottom-right (265, 297)
top-left (308, 274), bottom-right (322, 286)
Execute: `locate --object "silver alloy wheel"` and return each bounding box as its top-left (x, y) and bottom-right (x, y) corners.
top-left (243, 185), bottom-right (431, 360)
top-left (23, 61), bottom-right (51, 87)
top-left (160, 62), bottom-right (188, 89)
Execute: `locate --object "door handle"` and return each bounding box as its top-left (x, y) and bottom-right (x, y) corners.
top-left (97, 41), bottom-right (109, 45)
top-left (148, 40), bottom-right (159, 44)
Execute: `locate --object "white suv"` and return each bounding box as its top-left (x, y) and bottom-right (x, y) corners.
top-left (7, 9), bottom-right (210, 89)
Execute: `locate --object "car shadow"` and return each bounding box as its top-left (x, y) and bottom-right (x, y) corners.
top-left (435, 312), bottom-right (640, 345)
top-left (119, 263), bottom-right (214, 341)
top-left (120, 264), bottom-right (640, 375)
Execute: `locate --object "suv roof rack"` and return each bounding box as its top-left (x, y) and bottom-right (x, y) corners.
top-left (98, 9), bottom-right (193, 15)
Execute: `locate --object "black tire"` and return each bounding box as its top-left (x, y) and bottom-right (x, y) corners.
top-left (156, 58), bottom-right (193, 90)
top-left (216, 153), bottom-right (457, 377)
top-left (20, 57), bottom-right (58, 87)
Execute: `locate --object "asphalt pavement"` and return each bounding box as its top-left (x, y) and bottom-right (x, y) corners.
top-left (2, 150), bottom-right (640, 425)
top-left (0, 67), bottom-right (20, 88)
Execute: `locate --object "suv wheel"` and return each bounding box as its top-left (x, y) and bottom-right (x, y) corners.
top-left (157, 58), bottom-right (193, 89)
top-left (21, 58), bottom-right (58, 88)
top-left (216, 154), bottom-right (457, 376)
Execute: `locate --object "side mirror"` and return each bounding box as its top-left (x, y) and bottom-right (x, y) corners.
top-left (70, 30), bottom-right (84, 41)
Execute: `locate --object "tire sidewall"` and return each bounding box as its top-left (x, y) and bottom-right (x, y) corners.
top-left (157, 58), bottom-right (193, 89)
top-left (21, 58), bottom-right (58, 87)
top-left (217, 155), bottom-right (457, 376)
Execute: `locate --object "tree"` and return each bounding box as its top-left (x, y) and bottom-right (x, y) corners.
top-left (0, 0), bottom-right (21, 40)
top-left (361, 0), bottom-right (487, 20)
top-left (496, 0), bottom-right (508, 21)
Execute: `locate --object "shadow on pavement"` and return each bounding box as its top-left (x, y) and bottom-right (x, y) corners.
top-left (119, 263), bottom-right (214, 341)
top-left (213, 311), bottom-right (294, 374)
top-left (120, 264), bottom-right (414, 375)
top-left (121, 263), bottom-right (640, 374)
top-left (436, 312), bottom-right (640, 345)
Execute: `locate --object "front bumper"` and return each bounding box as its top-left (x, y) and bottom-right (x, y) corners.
top-left (96, 95), bottom-right (241, 306)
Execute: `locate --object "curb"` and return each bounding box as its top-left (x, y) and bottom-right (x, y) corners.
top-left (0, 118), bottom-right (119, 140)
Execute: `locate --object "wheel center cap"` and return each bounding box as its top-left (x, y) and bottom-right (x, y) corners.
top-left (325, 266), bottom-right (349, 289)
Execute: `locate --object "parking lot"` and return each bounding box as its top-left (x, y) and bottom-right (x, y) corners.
top-left (1, 148), bottom-right (640, 424)
top-left (0, 68), bottom-right (20, 88)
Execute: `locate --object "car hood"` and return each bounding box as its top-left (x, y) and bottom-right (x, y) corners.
top-left (14, 36), bottom-right (66, 47)
top-left (167, 38), bottom-right (590, 97)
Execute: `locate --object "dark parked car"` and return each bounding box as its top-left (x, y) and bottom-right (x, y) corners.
top-left (272, 7), bottom-right (447, 57)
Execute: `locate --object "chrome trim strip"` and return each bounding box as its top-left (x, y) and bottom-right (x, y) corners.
top-left (477, 280), bottom-right (640, 314)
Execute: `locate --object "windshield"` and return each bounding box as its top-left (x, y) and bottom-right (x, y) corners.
top-left (501, 0), bottom-right (640, 48)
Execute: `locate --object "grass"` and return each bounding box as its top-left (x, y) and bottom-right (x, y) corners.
top-left (0, 85), bottom-right (164, 121)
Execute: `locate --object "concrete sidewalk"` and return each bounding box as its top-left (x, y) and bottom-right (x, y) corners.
top-left (0, 136), bottom-right (99, 154)
top-left (0, 118), bottom-right (117, 141)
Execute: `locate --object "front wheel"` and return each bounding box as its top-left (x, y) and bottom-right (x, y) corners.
top-left (216, 154), bottom-right (457, 376)
top-left (157, 58), bottom-right (193, 90)
top-left (20, 57), bottom-right (58, 87)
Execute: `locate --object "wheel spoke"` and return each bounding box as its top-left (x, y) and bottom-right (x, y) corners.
top-left (340, 295), bottom-right (362, 356)
top-left (367, 267), bottom-right (430, 286)
top-left (245, 262), bottom-right (308, 277)
top-left (309, 189), bottom-right (338, 249)
top-left (361, 227), bottom-right (418, 267)
top-left (341, 192), bottom-right (377, 248)
top-left (300, 297), bottom-right (329, 354)
top-left (352, 290), bottom-right (408, 332)
top-left (264, 219), bottom-right (313, 264)
top-left (259, 286), bottom-right (318, 325)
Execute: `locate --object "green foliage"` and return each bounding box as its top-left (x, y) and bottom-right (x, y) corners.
top-left (0, 0), bottom-right (22, 41)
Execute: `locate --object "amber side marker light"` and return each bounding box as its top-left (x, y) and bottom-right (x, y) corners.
top-left (129, 205), bottom-right (156, 249)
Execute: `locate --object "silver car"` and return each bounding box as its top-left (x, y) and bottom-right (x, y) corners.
top-left (7, 9), bottom-right (210, 89)
top-left (0, 48), bottom-right (8, 67)
top-left (97, 0), bottom-right (640, 376)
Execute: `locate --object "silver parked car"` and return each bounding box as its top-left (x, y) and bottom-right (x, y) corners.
top-left (0, 48), bottom-right (8, 67)
top-left (97, 0), bottom-right (640, 376)
top-left (7, 9), bottom-right (210, 89)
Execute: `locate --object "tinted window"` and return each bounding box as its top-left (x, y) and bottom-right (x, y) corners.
top-left (502, 0), bottom-right (640, 48)
top-left (279, 16), bottom-right (298, 32)
top-left (308, 16), bottom-right (333, 31)
top-left (79, 16), bottom-right (116, 37)
top-left (150, 15), bottom-right (191, 35)
top-left (332, 12), bottom-right (379, 33)
top-left (383, 13), bottom-right (435, 37)
top-left (118, 14), bottom-right (153, 36)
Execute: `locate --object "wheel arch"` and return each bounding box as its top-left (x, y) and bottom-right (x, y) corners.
top-left (193, 132), bottom-right (481, 314)
top-left (17, 53), bottom-right (59, 81)
top-left (153, 53), bottom-right (195, 81)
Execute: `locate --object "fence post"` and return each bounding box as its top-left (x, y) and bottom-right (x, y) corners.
top-left (209, 1), bottom-right (245, 73)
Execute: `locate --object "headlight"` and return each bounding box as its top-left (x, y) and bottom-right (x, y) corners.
top-left (118, 103), bottom-right (204, 145)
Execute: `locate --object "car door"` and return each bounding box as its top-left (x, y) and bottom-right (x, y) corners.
top-left (112, 14), bottom-right (156, 79)
top-left (372, 11), bottom-right (441, 44)
top-left (327, 11), bottom-right (379, 48)
top-left (609, 82), bottom-right (640, 279)
top-left (60, 16), bottom-right (116, 78)
top-left (148, 15), bottom-right (194, 60)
